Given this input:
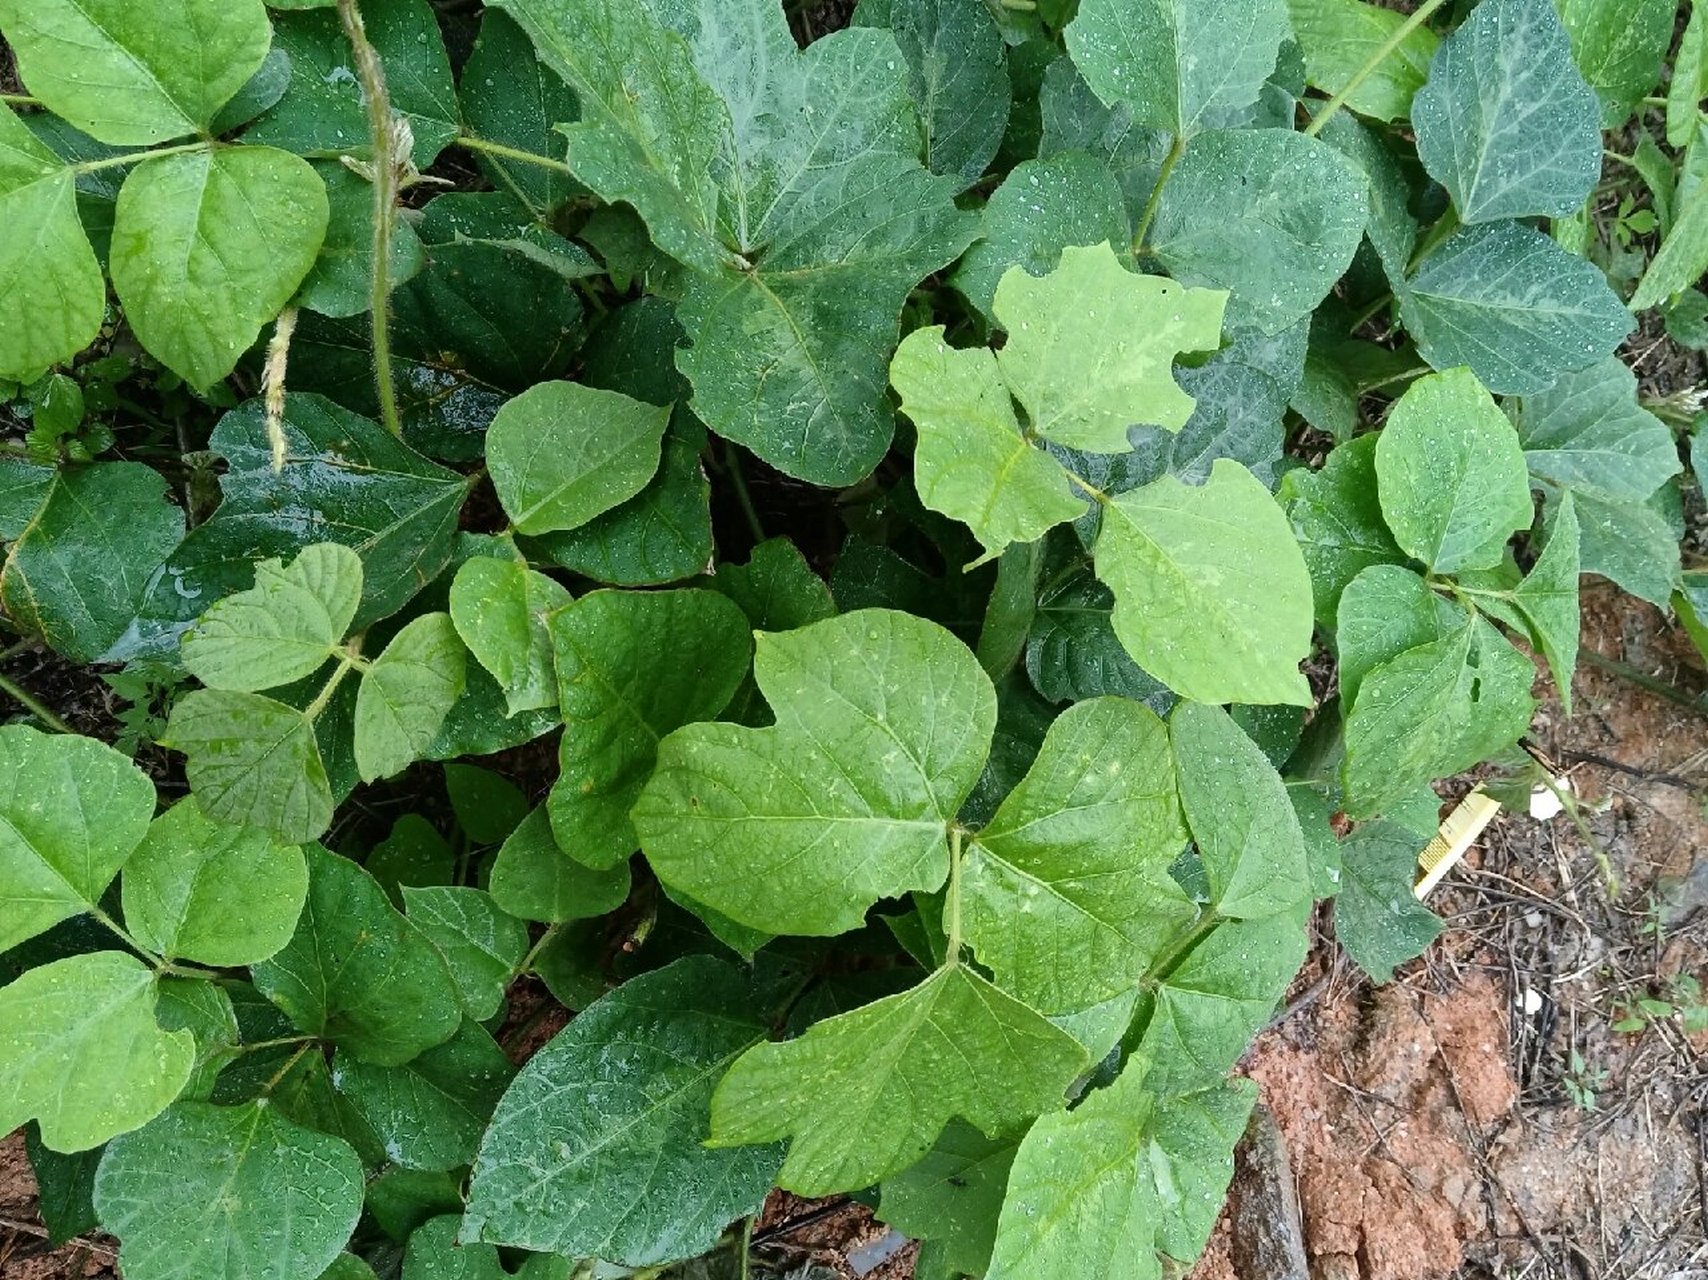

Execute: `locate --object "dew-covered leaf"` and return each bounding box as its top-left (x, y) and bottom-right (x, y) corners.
top-left (165, 690), bottom-right (333, 843)
top-left (1334, 820), bottom-right (1441, 980)
top-left (490, 806), bottom-right (632, 924)
top-left (1286, 0), bottom-right (1438, 122)
top-left (1281, 434), bottom-right (1405, 627)
top-left (354, 613), bottom-right (467, 783)
top-left (449, 556), bottom-right (571, 717)
top-left (401, 886), bottom-right (529, 1022)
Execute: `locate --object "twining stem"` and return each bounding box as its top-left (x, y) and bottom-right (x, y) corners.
top-left (455, 133), bottom-right (576, 176)
top-left (337, 0), bottom-right (403, 438)
top-left (0, 671), bottom-right (74, 734)
top-left (1302, 0), bottom-right (1451, 137)
top-left (73, 139), bottom-right (211, 176)
top-left (263, 307), bottom-right (299, 474)
top-left (946, 826), bottom-right (965, 962)
top-left (1132, 133), bottom-right (1186, 256)
top-left (1580, 650), bottom-right (1708, 718)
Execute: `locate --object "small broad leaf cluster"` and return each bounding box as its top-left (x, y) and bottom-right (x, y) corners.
top-left (1, 0), bottom-right (1704, 1278)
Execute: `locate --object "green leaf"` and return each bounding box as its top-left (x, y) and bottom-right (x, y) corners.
top-left (1668, 2), bottom-right (1707, 149)
top-left (252, 844), bottom-right (462, 1065)
top-left (1064, 0), bottom-right (1291, 136)
top-left (0, 725), bottom-right (155, 951)
top-left (1400, 222), bottom-right (1633, 395)
top-left (25, 1127), bottom-right (101, 1245)
top-left (1334, 820), bottom-right (1441, 980)
top-left (711, 962), bottom-right (1086, 1196)
top-left (122, 798), bottom-right (308, 967)
top-left (1026, 553), bottom-right (1172, 708)
top-left (1170, 702), bottom-right (1309, 919)
top-left (333, 1021), bottom-right (514, 1172)
top-left (110, 146), bottom-right (330, 390)
top-left (181, 543), bottom-right (363, 693)
top-left (1335, 565), bottom-right (1462, 711)
top-left (449, 556), bottom-right (571, 717)
top-left (1149, 129), bottom-right (1368, 336)
top-left (95, 1101), bottom-right (364, 1280)
top-left (402, 886), bottom-right (529, 1022)
top-left (354, 613), bottom-right (467, 783)
top-left (0, 106), bottom-right (103, 381)
top-left (154, 977), bottom-right (241, 1102)
top-left (1631, 179), bottom-right (1708, 311)
top-left (0, 462), bottom-right (185, 663)
top-left (295, 161), bottom-right (428, 319)
top-left (1555, 0), bottom-right (1676, 127)
top-left (992, 241), bottom-right (1227, 451)
top-left (963, 697), bottom-right (1195, 1012)
top-left (1281, 434), bottom-right (1406, 627)
top-left (365, 814), bottom-right (455, 906)
top-left (1508, 491), bottom-right (1580, 714)
top-left (486, 382), bottom-right (671, 536)
top-left (1561, 485), bottom-right (1681, 606)
top-left (710, 538), bottom-right (838, 632)
top-left (443, 762), bottom-right (529, 846)
top-left (878, 1123), bottom-right (1016, 1279)
top-left (1411, 0), bottom-right (1601, 223)
top-left (460, 10), bottom-right (581, 213)
top-left (0, 952), bottom-right (193, 1152)
top-left (548, 589), bottom-right (751, 871)
top-left (165, 690), bottom-right (333, 842)
top-left (0, 0), bottom-right (269, 145)
top-left (891, 326), bottom-right (1084, 561)
top-left (1093, 459), bottom-right (1315, 706)
top-left (402, 1216), bottom-right (514, 1280)
top-left (1375, 368), bottom-right (1534, 574)
top-left (249, 0), bottom-right (459, 169)
top-left (1285, 0), bottom-right (1438, 122)
top-left (1510, 357), bottom-right (1682, 500)
top-left (465, 956), bottom-right (782, 1266)
top-left (635, 610), bottom-right (995, 936)
top-left (490, 806), bottom-right (632, 924)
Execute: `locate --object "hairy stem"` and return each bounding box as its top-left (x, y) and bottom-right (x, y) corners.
top-left (1302, 0), bottom-right (1451, 137)
top-left (0, 671), bottom-right (74, 734)
top-left (455, 133), bottom-right (576, 176)
top-left (263, 307), bottom-right (299, 474)
top-left (1132, 133), bottom-right (1186, 256)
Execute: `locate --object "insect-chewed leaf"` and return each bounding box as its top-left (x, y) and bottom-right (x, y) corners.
top-left (94, 1101), bottom-right (364, 1280)
top-left (711, 962), bottom-right (1086, 1196)
top-left (165, 690), bottom-right (334, 843)
top-left (1286, 0), bottom-right (1438, 122)
top-left (449, 555), bottom-right (571, 718)
top-left (182, 543), bottom-right (363, 693)
top-left (634, 609), bottom-right (995, 936)
top-left (1510, 357), bottom-right (1683, 502)
top-left (1333, 820), bottom-right (1442, 981)
top-left (354, 612), bottom-right (467, 783)
top-left (465, 957), bottom-right (782, 1266)
top-left (490, 805), bottom-right (632, 923)
top-left (401, 886), bottom-right (529, 1022)
top-left (1335, 565), bottom-right (1464, 711)
top-left (1281, 434), bottom-right (1405, 627)
top-left (0, 952), bottom-right (194, 1153)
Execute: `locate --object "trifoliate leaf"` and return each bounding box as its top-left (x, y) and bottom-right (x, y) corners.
top-left (891, 327), bottom-right (1084, 561)
top-left (355, 613), bottom-right (467, 783)
top-left (0, 952), bottom-right (194, 1153)
top-left (1170, 702), bottom-right (1309, 919)
top-left (878, 1122), bottom-right (1017, 1280)
top-left (1335, 565), bottom-right (1463, 711)
top-left (963, 697), bottom-right (1194, 1012)
top-left (1093, 459), bottom-right (1315, 707)
top-left (992, 242), bottom-right (1227, 452)
top-left (1411, 0), bottom-right (1601, 223)
top-left (402, 886), bottom-right (529, 1022)
top-left (1281, 434), bottom-right (1406, 627)
top-left (490, 806), bottom-right (632, 924)
top-left (95, 1101), bottom-right (364, 1280)
top-left (486, 382), bottom-right (671, 537)
top-left (122, 798), bottom-right (308, 967)
top-left (1286, 0), bottom-right (1438, 122)
top-left (0, 106), bottom-right (102, 381)
top-left (1555, 0), bottom-right (1677, 127)
top-left (635, 610), bottom-right (996, 936)
top-left (1149, 129), bottom-right (1367, 337)
top-left (252, 844), bottom-right (462, 1065)
top-left (449, 556), bottom-right (571, 717)
top-left (0, 0), bottom-right (270, 145)
top-left (182, 544), bottom-right (363, 694)
top-left (1375, 368), bottom-right (1534, 574)
top-left (550, 589), bottom-right (752, 870)
top-left (1064, 0), bottom-right (1291, 136)
top-left (165, 690), bottom-right (333, 843)
top-left (0, 725), bottom-right (155, 951)
top-left (110, 147), bottom-right (330, 390)
top-left (333, 1021), bottom-right (514, 1173)
top-left (1511, 491), bottom-right (1581, 714)
top-left (711, 962), bottom-right (1086, 1195)
top-left (460, 10), bottom-right (581, 212)
top-left (1511, 357), bottom-right (1686, 502)
top-left (465, 957), bottom-right (782, 1266)
top-left (1334, 820), bottom-right (1441, 980)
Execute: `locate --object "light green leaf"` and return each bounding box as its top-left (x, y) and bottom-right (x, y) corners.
top-left (1094, 459), bottom-right (1315, 707)
top-left (1281, 434), bottom-right (1406, 627)
top-left (123, 798), bottom-right (309, 967)
top-left (1375, 368), bottom-right (1533, 574)
top-left (878, 1123), bottom-right (1017, 1280)
top-left (0, 0), bottom-right (269, 145)
top-left (0, 725), bottom-right (155, 951)
top-left (963, 697), bottom-right (1194, 1012)
top-left (465, 957), bottom-right (782, 1266)
top-left (1286, 0), bottom-right (1438, 122)
top-left (550, 589), bottom-right (752, 870)
top-left (490, 806), bottom-right (632, 924)
top-left (1511, 491), bottom-right (1581, 714)
top-left (1411, 0), bottom-right (1602, 223)
top-left (449, 556), bottom-right (571, 717)
top-left (992, 241), bottom-right (1227, 452)
top-left (1668, 2), bottom-right (1706, 149)
top-left (1063, 0), bottom-right (1291, 136)
top-left (1334, 820), bottom-right (1441, 980)
top-left (1401, 222), bottom-right (1633, 395)
top-left (1148, 129), bottom-right (1368, 336)
top-left (251, 844), bottom-right (462, 1065)
top-left (635, 610), bottom-right (995, 936)
top-left (110, 146), bottom-right (330, 390)
top-left (181, 544), bottom-right (363, 694)
top-left (1509, 356), bottom-right (1682, 500)
top-left (486, 382), bottom-right (671, 537)
top-left (0, 952), bottom-right (193, 1152)
top-left (0, 106), bottom-right (102, 381)
top-left (711, 962), bottom-right (1086, 1196)
top-left (1170, 702), bottom-right (1309, 919)
top-left (355, 613), bottom-right (467, 783)
top-left (333, 1021), bottom-right (514, 1172)
top-left (402, 886), bottom-right (529, 1022)
top-left (95, 1101), bottom-right (363, 1280)
top-left (165, 691), bottom-right (333, 843)
top-left (891, 327), bottom-right (1084, 561)
top-left (1631, 180), bottom-right (1708, 311)
top-left (1555, 0), bottom-right (1676, 127)
top-left (1335, 565), bottom-right (1462, 711)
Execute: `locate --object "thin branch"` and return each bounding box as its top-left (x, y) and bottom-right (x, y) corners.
top-left (0, 671), bottom-right (74, 734)
top-left (455, 133), bottom-right (576, 176)
top-left (73, 140), bottom-right (211, 175)
top-left (1132, 133), bottom-right (1185, 255)
top-left (1302, 0), bottom-right (1451, 137)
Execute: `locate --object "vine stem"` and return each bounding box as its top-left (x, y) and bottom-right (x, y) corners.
top-left (0, 671), bottom-right (74, 734)
top-left (263, 307), bottom-right (299, 474)
top-left (519, 922), bottom-right (562, 974)
top-left (455, 133), bottom-right (576, 176)
top-left (736, 1216), bottom-right (754, 1280)
top-left (1580, 650), bottom-right (1708, 718)
top-left (1131, 133), bottom-right (1185, 256)
top-left (73, 140), bottom-right (211, 175)
top-left (1302, 0), bottom-right (1451, 137)
top-left (305, 650), bottom-right (359, 719)
top-left (337, 0), bottom-right (404, 438)
top-left (724, 441), bottom-right (765, 543)
top-left (1, 93), bottom-right (40, 107)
